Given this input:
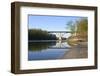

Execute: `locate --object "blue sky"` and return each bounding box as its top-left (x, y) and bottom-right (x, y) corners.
top-left (28, 15), bottom-right (86, 31)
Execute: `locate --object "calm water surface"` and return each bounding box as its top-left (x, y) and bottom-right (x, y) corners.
top-left (28, 40), bottom-right (87, 61)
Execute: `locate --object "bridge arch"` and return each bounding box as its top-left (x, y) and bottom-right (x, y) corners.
top-left (48, 31), bottom-right (72, 40)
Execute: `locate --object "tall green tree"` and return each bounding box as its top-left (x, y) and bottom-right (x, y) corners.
top-left (66, 21), bottom-right (76, 34)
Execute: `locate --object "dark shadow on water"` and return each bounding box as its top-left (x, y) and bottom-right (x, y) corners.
top-left (28, 41), bottom-right (56, 51)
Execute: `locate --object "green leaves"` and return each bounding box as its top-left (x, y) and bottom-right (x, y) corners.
top-left (28, 29), bottom-right (57, 40)
top-left (66, 18), bottom-right (88, 34)
top-left (66, 18), bottom-right (88, 43)
top-left (66, 21), bottom-right (76, 34)
top-left (76, 19), bottom-right (88, 33)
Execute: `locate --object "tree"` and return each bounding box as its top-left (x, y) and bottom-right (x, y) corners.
top-left (28, 29), bottom-right (57, 40)
top-left (66, 18), bottom-right (88, 45)
top-left (76, 19), bottom-right (88, 33)
top-left (66, 21), bottom-right (76, 34)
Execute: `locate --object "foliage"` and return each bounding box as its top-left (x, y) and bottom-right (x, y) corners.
top-left (66, 21), bottom-right (76, 34)
top-left (28, 29), bottom-right (57, 40)
top-left (76, 19), bottom-right (88, 33)
top-left (66, 18), bottom-right (88, 34)
top-left (67, 18), bottom-right (88, 46)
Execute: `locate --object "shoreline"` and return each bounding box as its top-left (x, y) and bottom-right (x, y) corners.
top-left (28, 40), bottom-right (67, 42)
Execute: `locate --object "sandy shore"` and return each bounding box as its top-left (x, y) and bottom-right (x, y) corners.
top-left (61, 43), bottom-right (88, 59)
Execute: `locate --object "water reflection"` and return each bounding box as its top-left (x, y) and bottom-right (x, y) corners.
top-left (28, 40), bottom-right (87, 61)
top-left (29, 49), bottom-right (68, 60)
top-left (29, 41), bottom-right (56, 51)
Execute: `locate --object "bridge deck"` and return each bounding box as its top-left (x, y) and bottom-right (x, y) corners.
top-left (48, 31), bottom-right (74, 33)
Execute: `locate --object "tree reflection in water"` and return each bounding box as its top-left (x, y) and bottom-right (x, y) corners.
top-left (29, 41), bottom-right (56, 51)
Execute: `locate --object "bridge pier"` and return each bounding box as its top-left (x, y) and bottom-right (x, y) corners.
top-left (56, 33), bottom-right (64, 41)
top-left (48, 31), bottom-right (72, 40)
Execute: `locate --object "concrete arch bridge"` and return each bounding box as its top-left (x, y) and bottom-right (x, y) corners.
top-left (48, 31), bottom-right (73, 40)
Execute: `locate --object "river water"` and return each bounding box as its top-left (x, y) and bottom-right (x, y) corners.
top-left (28, 40), bottom-right (88, 61)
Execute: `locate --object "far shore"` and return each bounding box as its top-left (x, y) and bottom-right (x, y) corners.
top-left (28, 40), bottom-right (67, 42)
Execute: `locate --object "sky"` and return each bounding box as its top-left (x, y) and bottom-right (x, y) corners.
top-left (28, 15), bottom-right (86, 31)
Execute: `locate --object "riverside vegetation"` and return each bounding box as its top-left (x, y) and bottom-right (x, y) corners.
top-left (66, 18), bottom-right (88, 46)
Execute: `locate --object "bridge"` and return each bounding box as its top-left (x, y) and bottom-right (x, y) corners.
top-left (48, 31), bottom-right (73, 33)
top-left (48, 31), bottom-right (74, 40)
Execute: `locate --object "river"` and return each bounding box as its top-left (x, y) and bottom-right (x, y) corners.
top-left (28, 40), bottom-right (88, 61)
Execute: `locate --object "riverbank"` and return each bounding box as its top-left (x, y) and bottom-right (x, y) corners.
top-left (62, 45), bottom-right (88, 59)
top-left (29, 40), bottom-right (67, 42)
